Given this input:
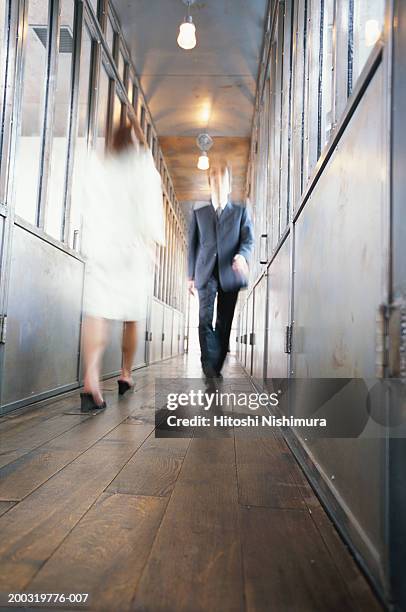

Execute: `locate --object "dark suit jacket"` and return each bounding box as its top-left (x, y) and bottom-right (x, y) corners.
top-left (188, 201), bottom-right (254, 291)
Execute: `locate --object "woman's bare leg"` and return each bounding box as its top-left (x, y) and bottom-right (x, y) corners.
top-left (119, 321), bottom-right (137, 384)
top-left (82, 316), bottom-right (109, 404)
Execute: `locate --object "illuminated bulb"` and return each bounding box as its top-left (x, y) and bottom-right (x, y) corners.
top-left (200, 102), bottom-right (211, 124)
top-left (177, 19), bottom-right (196, 50)
top-left (365, 19), bottom-right (381, 47)
top-left (197, 152), bottom-right (210, 170)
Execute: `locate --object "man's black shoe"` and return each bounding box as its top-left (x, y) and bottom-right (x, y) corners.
top-left (202, 365), bottom-right (217, 378)
top-left (204, 377), bottom-right (217, 390)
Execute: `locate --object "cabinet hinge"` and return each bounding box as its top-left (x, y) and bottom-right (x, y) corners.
top-left (0, 315), bottom-right (7, 344)
top-left (284, 323), bottom-right (293, 354)
top-left (376, 304), bottom-right (389, 377)
top-left (380, 299), bottom-right (406, 381)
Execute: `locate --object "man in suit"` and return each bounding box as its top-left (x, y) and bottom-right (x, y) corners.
top-left (188, 162), bottom-right (254, 378)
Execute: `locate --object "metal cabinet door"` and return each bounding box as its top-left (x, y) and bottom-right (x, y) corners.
top-left (102, 320), bottom-right (124, 378)
top-left (241, 302), bottom-right (248, 368)
top-left (1, 225), bottom-right (84, 411)
top-left (236, 313), bottom-right (241, 362)
top-left (245, 294), bottom-right (254, 376)
top-left (266, 237), bottom-right (290, 380)
top-left (149, 299), bottom-right (164, 363)
top-left (179, 313), bottom-right (185, 354)
top-left (171, 310), bottom-right (179, 356)
top-left (133, 314), bottom-right (147, 368)
top-left (252, 277), bottom-right (267, 381)
top-left (162, 306), bottom-right (173, 359)
top-left (291, 64), bottom-right (387, 584)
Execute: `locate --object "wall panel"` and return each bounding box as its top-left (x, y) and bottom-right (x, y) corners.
top-left (242, 302), bottom-right (248, 367)
top-left (133, 315), bottom-right (147, 368)
top-left (102, 321), bottom-right (123, 376)
top-left (150, 299), bottom-right (164, 363)
top-left (245, 293), bottom-right (254, 375)
top-left (2, 225), bottom-right (83, 409)
top-left (266, 236), bottom-right (290, 379)
top-left (252, 277), bottom-right (266, 380)
top-left (162, 305), bottom-right (173, 359)
top-left (291, 64), bottom-right (387, 574)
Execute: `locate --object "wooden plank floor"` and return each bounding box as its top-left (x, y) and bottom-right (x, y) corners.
top-left (0, 353), bottom-right (382, 612)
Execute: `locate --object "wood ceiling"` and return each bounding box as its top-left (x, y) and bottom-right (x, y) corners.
top-left (159, 136), bottom-right (250, 203)
top-left (113, 0), bottom-right (267, 207)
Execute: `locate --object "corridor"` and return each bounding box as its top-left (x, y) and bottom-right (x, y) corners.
top-left (0, 353), bottom-right (381, 611)
top-left (1, 0), bottom-right (406, 608)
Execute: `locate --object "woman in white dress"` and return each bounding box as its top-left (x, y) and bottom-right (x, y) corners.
top-left (79, 125), bottom-right (165, 411)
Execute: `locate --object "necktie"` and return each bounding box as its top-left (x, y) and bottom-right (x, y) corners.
top-left (216, 206), bottom-right (222, 220)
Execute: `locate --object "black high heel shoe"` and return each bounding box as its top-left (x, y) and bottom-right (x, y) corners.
top-left (80, 392), bottom-right (107, 413)
top-left (118, 380), bottom-right (134, 396)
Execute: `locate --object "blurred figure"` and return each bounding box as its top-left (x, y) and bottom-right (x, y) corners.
top-left (79, 124), bottom-right (165, 412)
top-left (188, 161), bottom-right (254, 379)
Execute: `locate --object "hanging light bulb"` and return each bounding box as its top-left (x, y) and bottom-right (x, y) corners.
top-left (196, 133), bottom-right (213, 170)
top-left (177, 0), bottom-right (197, 50)
top-left (197, 151), bottom-right (210, 170)
top-left (178, 18), bottom-right (196, 50)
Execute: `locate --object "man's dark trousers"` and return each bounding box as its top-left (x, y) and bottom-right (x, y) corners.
top-left (198, 260), bottom-right (238, 375)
